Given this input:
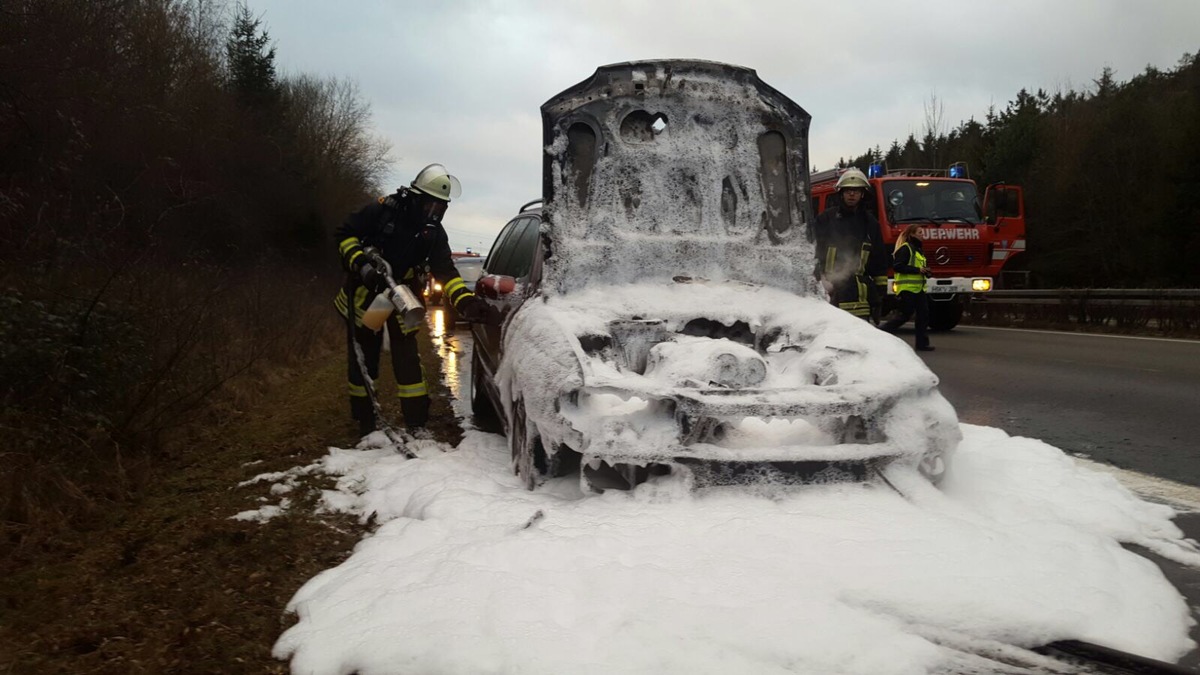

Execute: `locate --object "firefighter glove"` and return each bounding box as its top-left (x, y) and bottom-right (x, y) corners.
top-left (458, 296), bottom-right (501, 325)
top-left (360, 262), bottom-right (387, 293)
top-left (866, 289), bottom-right (882, 326)
top-left (361, 249), bottom-right (387, 274)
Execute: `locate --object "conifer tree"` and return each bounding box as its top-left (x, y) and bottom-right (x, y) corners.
top-left (225, 3), bottom-right (277, 106)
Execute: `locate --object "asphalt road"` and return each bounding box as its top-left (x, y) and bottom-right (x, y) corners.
top-left (911, 326), bottom-right (1200, 487)
top-left (907, 325), bottom-right (1200, 670)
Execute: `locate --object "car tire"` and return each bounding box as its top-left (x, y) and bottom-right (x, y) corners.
top-left (470, 349), bottom-right (500, 432)
top-left (509, 399), bottom-right (546, 491)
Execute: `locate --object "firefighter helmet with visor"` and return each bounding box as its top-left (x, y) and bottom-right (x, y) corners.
top-left (410, 164), bottom-right (462, 202)
top-left (835, 167), bottom-right (870, 191)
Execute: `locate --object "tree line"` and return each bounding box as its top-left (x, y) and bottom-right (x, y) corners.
top-left (835, 52), bottom-right (1200, 289)
top-left (0, 0), bottom-right (387, 541)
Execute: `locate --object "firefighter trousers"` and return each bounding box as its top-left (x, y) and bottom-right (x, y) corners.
top-left (828, 274), bottom-right (873, 320)
top-left (347, 314), bottom-right (430, 429)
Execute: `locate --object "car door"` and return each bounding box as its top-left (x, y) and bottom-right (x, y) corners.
top-left (472, 216), bottom-right (534, 376)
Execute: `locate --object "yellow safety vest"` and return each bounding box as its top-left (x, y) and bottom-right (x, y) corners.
top-left (894, 243), bottom-right (927, 294)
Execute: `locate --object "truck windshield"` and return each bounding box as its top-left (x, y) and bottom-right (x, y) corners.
top-left (882, 180), bottom-right (982, 224)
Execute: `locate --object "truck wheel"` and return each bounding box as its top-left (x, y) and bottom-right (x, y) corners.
top-left (929, 301), bottom-right (964, 331)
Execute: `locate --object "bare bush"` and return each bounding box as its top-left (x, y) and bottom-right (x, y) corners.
top-left (0, 0), bottom-right (392, 550)
top-left (1, 257), bottom-right (338, 550)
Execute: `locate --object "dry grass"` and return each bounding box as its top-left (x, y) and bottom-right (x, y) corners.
top-left (0, 319), bottom-right (461, 673)
top-left (0, 261), bottom-right (341, 553)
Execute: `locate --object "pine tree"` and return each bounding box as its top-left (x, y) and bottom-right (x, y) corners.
top-left (225, 3), bottom-right (277, 106)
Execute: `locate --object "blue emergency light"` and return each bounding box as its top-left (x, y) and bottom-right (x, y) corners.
top-left (867, 163), bottom-right (884, 178)
top-left (948, 162), bottom-right (968, 179)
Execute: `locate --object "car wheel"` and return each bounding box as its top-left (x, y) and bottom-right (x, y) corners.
top-left (509, 399), bottom-right (546, 490)
top-left (470, 349), bottom-right (500, 431)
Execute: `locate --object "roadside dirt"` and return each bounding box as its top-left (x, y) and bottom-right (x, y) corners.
top-left (0, 328), bottom-right (460, 674)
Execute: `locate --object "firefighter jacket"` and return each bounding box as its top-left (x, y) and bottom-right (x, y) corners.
top-left (812, 203), bottom-right (888, 317)
top-left (334, 190), bottom-right (475, 326)
top-left (892, 239), bottom-right (929, 294)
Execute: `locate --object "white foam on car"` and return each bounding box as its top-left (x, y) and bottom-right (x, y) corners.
top-left (542, 63), bottom-right (818, 299)
top-left (499, 281), bottom-right (960, 470)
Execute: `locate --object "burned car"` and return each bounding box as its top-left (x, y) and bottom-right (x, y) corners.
top-left (471, 60), bottom-right (959, 490)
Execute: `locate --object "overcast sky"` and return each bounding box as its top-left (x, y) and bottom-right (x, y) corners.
top-left (249, 0), bottom-right (1200, 253)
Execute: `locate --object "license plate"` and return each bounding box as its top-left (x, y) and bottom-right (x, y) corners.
top-left (926, 280), bottom-right (971, 294)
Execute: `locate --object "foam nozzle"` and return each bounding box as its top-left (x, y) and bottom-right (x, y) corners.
top-left (388, 284), bottom-right (426, 331)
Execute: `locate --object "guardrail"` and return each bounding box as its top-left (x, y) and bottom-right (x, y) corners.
top-left (964, 289), bottom-right (1200, 334)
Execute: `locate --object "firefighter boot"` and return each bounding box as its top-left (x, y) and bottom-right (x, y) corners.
top-left (351, 396), bottom-right (376, 437)
top-left (400, 395), bottom-right (431, 433)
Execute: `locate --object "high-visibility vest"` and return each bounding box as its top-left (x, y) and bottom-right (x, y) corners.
top-left (894, 243), bottom-right (927, 294)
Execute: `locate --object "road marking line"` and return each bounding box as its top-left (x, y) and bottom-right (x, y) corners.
top-left (1075, 457), bottom-right (1200, 513)
top-left (966, 325), bottom-right (1200, 345)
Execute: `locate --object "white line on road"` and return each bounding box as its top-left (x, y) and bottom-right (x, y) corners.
top-left (965, 325), bottom-right (1200, 345)
top-left (1075, 457), bottom-right (1200, 513)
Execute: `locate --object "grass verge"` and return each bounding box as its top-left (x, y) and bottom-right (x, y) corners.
top-left (0, 323), bottom-right (459, 673)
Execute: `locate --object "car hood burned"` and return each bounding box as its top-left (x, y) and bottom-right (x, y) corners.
top-left (498, 281), bottom-right (960, 485)
top-left (540, 60), bottom-right (819, 297)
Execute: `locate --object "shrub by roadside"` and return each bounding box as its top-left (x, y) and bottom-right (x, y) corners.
top-left (0, 316), bottom-right (458, 673)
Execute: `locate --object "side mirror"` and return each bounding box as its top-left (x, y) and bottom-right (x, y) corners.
top-left (477, 274), bottom-right (517, 299)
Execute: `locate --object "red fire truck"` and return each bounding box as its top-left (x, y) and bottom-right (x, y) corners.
top-left (810, 162), bottom-right (1027, 330)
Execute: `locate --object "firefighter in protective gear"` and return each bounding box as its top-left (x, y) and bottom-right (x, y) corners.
top-left (881, 224), bottom-right (934, 352)
top-left (812, 168), bottom-right (888, 322)
top-left (335, 164), bottom-right (496, 436)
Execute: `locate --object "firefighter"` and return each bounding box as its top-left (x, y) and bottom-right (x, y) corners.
top-left (812, 168), bottom-right (888, 322)
top-left (335, 163), bottom-right (496, 436)
top-left (880, 224), bottom-right (934, 352)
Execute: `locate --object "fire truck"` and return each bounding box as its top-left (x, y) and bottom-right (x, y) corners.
top-left (810, 162), bottom-right (1027, 330)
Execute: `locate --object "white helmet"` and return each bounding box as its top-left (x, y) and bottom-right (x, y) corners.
top-left (835, 168), bottom-right (869, 191)
top-left (410, 164), bottom-right (462, 202)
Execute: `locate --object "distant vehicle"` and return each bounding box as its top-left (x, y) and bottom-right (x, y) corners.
top-left (424, 276), bottom-right (445, 306)
top-left (470, 60), bottom-right (959, 491)
top-left (426, 253), bottom-right (485, 306)
top-left (811, 164), bottom-right (1027, 330)
top-left (443, 256), bottom-right (485, 324)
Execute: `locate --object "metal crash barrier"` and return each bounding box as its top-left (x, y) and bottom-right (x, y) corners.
top-left (965, 289), bottom-right (1200, 334)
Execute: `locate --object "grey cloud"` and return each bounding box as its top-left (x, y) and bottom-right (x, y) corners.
top-left (254, 0), bottom-right (1200, 250)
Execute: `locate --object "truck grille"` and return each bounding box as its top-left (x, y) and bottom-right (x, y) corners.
top-left (926, 242), bottom-right (987, 270)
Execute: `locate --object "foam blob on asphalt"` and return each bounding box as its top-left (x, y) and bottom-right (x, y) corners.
top-left (270, 425), bottom-right (1199, 674)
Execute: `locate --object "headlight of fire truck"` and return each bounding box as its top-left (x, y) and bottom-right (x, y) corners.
top-left (971, 279), bottom-right (992, 292)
